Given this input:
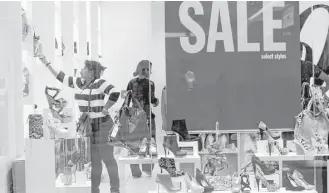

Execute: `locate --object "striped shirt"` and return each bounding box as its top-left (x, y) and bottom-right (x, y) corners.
top-left (56, 71), bottom-right (120, 124)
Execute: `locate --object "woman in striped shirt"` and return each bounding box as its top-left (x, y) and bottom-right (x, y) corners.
top-left (38, 53), bottom-right (120, 193)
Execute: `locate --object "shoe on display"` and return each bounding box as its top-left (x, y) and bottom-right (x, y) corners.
top-left (155, 174), bottom-right (181, 192)
top-left (158, 157), bottom-right (184, 177)
top-left (273, 141), bottom-right (291, 155)
top-left (163, 135), bottom-right (187, 158)
top-left (284, 172), bottom-right (305, 191)
top-left (254, 166), bottom-right (279, 192)
top-left (258, 121), bottom-right (281, 140)
top-left (148, 138), bottom-right (158, 157)
top-left (171, 119), bottom-right (199, 141)
top-left (195, 168), bottom-right (214, 192)
top-left (291, 170), bottom-right (315, 190)
top-left (240, 171), bottom-right (251, 193)
top-left (184, 172), bottom-right (204, 193)
top-left (251, 155), bottom-right (276, 175)
top-left (139, 137), bottom-right (148, 157)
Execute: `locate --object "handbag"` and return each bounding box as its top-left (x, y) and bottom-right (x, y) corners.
top-left (109, 91), bottom-right (150, 148)
top-left (77, 86), bottom-right (93, 137)
top-left (120, 91), bottom-right (150, 143)
top-left (28, 114), bottom-right (43, 139)
top-left (295, 85), bottom-right (329, 155)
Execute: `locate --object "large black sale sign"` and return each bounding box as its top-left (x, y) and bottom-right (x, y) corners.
top-left (165, 1), bottom-right (300, 131)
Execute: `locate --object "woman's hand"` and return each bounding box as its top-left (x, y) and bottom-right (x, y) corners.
top-left (152, 98), bottom-right (159, 107)
top-left (38, 54), bottom-right (49, 66)
top-left (102, 108), bottom-right (109, 116)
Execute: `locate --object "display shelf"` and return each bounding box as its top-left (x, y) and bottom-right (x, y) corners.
top-left (199, 149), bottom-right (239, 155)
top-left (118, 155), bottom-right (201, 193)
top-left (55, 174), bottom-right (91, 193)
top-left (255, 153), bottom-right (307, 161)
top-left (149, 189), bottom-right (317, 193)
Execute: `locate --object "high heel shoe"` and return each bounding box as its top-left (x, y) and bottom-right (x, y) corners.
top-left (284, 172), bottom-right (305, 191)
top-left (254, 167), bottom-right (279, 192)
top-left (185, 173), bottom-right (204, 193)
top-left (195, 168), bottom-right (214, 192)
top-left (273, 141), bottom-right (290, 155)
top-left (251, 155), bottom-right (276, 175)
top-left (171, 119), bottom-right (199, 141)
top-left (199, 133), bottom-right (207, 151)
top-left (240, 171), bottom-right (251, 193)
top-left (267, 138), bottom-right (274, 156)
top-left (158, 157), bottom-right (184, 177)
top-left (291, 170), bottom-right (315, 190)
top-left (155, 174), bottom-right (181, 193)
top-left (163, 135), bottom-right (187, 158)
top-left (139, 137), bottom-right (148, 157)
top-left (231, 173), bottom-right (241, 193)
top-left (149, 138), bottom-right (157, 157)
top-left (259, 121), bottom-right (280, 140)
top-left (205, 134), bottom-right (215, 149)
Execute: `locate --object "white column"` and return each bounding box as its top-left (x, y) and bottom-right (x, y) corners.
top-left (61, 1), bottom-right (76, 137)
top-left (0, 1), bottom-right (23, 192)
top-left (78, 1), bottom-right (87, 66)
top-left (151, 2), bottom-right (166, 144)
top-left (32, 1), bottom-right (57, 110)
top-left (0, 0), bottom-right (22, 159)
top-left (90, 2), bottom-right (99, 61)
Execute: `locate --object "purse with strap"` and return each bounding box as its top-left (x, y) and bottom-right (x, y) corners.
top-left (108, 90), bottom-right (150, 149)
top-left (295, 84), bottom-right (329, 155)
top-left (77, 84), bottom-right (93, 137)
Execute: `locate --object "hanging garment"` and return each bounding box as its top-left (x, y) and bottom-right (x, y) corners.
top-left (28, 114), bottom-right (43, 139)
top-left (161, 86), bottom-right (167, 131)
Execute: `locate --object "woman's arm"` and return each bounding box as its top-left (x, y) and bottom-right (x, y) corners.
top-left (150, 81), bottom-right (159, 106)
top-left (126, 81), bottom-right (133, 107)
top-left (38, 54), bottom-right (84, 89)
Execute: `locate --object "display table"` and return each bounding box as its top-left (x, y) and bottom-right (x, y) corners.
top-left (55, 174), bottom-right (91, 193)
top-left (118, 155), bottom-right (201, 193)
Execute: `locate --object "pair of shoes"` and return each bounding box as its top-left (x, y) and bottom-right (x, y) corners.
top-left (287, 170), bottom-right (315, 190)
top-left (259, 121), bottom-right (290, 156)
top-left (163, 135), bottom-right (187, 157)
top-left (159, 157), bottom-right (184, 177)
top-left (139, 137), bottom-right (157, 157)
top-left (171, 119), bottom-right (199, 141)
top-left (156, 172), bottom-right (204, 193)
